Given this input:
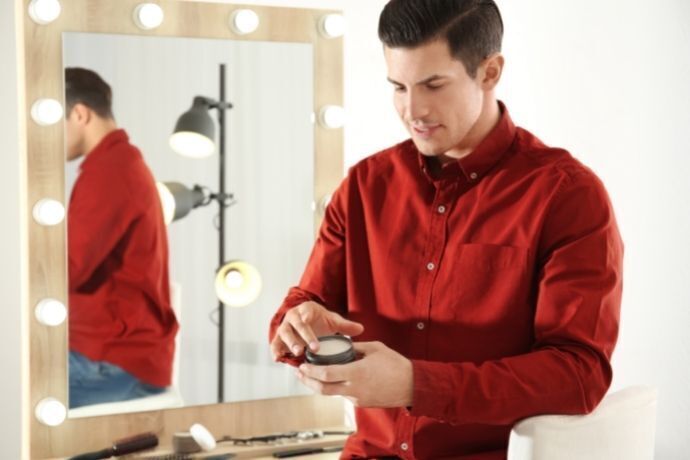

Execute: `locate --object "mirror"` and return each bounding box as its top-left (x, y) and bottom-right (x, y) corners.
top-left (19, 1), bottom-right (343, 457)
top-left (63, 32), bottom-right (314, 412)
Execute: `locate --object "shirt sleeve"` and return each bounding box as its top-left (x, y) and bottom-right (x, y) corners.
top-left (68, 169), bottom-right (140, 288)
top-left (268, 173), bottom-right (352, 363)
top-left (410, 168), bottom-right (624, 426)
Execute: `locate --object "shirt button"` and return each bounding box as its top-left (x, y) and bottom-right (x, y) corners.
top-left (426, 262), bottom-right (435, 271)
top-left (437, 205), bottom-right (446, 214)
top-left (470, 172), bottom-right (478, 180)
top-left (417, 322), bottom-right (425, 330)
top-left (401, 442), bottom-right (409, 451)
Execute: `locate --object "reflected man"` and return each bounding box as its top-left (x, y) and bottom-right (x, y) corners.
top-left (65, 67), bottom-right (178, 408)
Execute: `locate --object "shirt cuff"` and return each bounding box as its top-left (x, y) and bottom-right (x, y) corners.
top-left (409, 359), bottom-right (459, 422)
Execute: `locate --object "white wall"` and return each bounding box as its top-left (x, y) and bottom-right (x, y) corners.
top-left (3, 0), bottom-right (688, 458)
top-left (495, 2), bottom-right (690, 457)
top-left (0, 0), bottom-right (22, 458)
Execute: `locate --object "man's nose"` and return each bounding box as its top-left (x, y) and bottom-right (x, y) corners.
top-left (405, 91), bottom-right (429, 122)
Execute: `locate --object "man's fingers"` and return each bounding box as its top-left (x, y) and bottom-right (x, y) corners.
top-left (330, 312), bottom-right (365, 337)
top-left (296, 368), bottom-right (352, 396)
top-left (269, 337), bottom-right (289, 360)
top-left (278, 323), bottom-right (307, 356)
top-left (298, 363), bottom-right (350, 383)
top-left (351, 341), bottom-right (382, 355)
top-left (289, 316), bottom-right (320, 352)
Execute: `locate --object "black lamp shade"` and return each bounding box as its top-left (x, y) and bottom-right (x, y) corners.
top-left (170, 97), bottom-right (216, 158)
top-left (158, 182), bottom-right (206, 223)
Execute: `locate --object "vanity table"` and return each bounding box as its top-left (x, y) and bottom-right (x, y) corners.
top-left (137, 428), bottom-right (349, 459)
top-left (17, 0), bottom-right (344, 458)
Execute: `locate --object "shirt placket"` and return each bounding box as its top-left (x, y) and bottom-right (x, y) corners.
top-left (395, 178), bottom-right (456, 460)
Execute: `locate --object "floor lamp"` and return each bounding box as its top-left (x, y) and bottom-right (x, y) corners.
top-left (160, 63), bottom-right (262, 403)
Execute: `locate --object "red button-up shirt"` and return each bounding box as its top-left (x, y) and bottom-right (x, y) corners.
top-left (269, 103), bottom-right (623, 459)
top-left (69, 129), bottom-right (178, 387)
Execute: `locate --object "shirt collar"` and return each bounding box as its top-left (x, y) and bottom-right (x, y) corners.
top-left (80, 129), bottom-right (129, 171)
top-left (415, 100), bottom-right (517, 182)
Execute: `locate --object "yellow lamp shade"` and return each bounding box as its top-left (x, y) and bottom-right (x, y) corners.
top-left (215, 261), bottom-right (261, 307)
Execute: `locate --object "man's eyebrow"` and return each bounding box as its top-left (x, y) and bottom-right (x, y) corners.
top-left (387, 75), bottom-right (447, 86)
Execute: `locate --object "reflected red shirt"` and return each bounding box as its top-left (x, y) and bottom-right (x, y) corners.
top-left (68, 129), bottom-right (178, 387)
top-left (269, 103), bottom-right (623, 459)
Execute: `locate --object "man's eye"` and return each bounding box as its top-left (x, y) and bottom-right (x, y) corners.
top-left (394, 86), bottom-right (406, 93)
top-left (427, 84), bottom-right (443, 91)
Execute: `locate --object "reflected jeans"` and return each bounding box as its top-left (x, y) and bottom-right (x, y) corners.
top-left (69, 351), bottom-right (166, 408)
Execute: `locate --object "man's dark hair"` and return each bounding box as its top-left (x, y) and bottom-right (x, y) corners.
top-left (378, 0), bottom-right (504, 78)
top-left (65, 67), bottom-right (114, 119)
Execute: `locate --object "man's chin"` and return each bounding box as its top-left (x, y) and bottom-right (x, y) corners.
top-left (411, 139), bottom-right (445, 157)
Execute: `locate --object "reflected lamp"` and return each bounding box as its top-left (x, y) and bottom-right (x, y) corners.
top-left (169, 97), bottom-right (216, 158)
top-left (166, 66), bottom-right (260, 403)
top-left (157, 182), bottom-right (207, 224)
top-left (215, 261), bottom-right (262, 308)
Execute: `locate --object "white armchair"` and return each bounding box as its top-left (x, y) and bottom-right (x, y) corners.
top-left (507, 386), bottom-right (658, 460)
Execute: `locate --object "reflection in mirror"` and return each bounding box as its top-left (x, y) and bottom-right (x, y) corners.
top-left (63, 32), bottom-right (314, 416)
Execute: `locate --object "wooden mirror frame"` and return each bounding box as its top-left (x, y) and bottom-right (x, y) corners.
top-left (16, 0), bottom-right (344, 457)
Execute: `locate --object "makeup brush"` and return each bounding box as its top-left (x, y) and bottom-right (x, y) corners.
top-left (68, 432), bottom-right (159, 460)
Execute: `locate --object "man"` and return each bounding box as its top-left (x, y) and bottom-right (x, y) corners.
top-left (269, 1), bottom-right (623, 458)
top-left (66, 68), bottom-right (178, 408)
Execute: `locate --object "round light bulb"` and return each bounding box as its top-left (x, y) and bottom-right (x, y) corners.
top-left (224, 269), bottom-right (244, 290)
top-left (319, 14), bottom-right (345, 38)
top-left (133, 3), bottom-right (164, 30)
top-left (32, 199), bottom-right (65, 226)
top-left (215, 261), bottom-right (262, 308)
top-left (31, 99), bottom-right (64, 126)
top-left (319, 194), bottom-right (332, 214)
top-left (28, 0), bottom-right (61, 25)
top-left (169, 131), bottom-right (215, 158)
top-left (319, 105), bottom-right (346, 129)
top-left (35, 299), bottom-right (67, 327)
top-left (156, 182), bottom-right (176, 225)
top-left (231, 9), bottom-right (260, 35)
top-left (35, 398), bottom-right (67, 427)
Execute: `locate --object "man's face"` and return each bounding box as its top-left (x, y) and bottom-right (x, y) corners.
top-left (384, 40), bottom-right (487, 162)
top-left (65, 105), bottom-right (86, 162)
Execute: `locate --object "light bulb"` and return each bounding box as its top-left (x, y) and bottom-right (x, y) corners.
top-left (35, 299), bottom-right (67, 327)
top-left (156, 182), bottom-right (176, 225)
top-left (31, 99), bottom-right (64, 126)
top-left (133, 3), bottom-right (164, 30)
top-left (32, 199), bottom-right (65, 226)
top-left (319, 14), bottom-right (345, 38)
top-left (28, 0), bottom-right (61, 25)
top-left (215, 261), bottom-right (262, 308)
top-left (35, 398), bottom-right (67, 427)
top-left (169, 131), bottom-right (215, 158)
top-left (224, 269), bottom-right (244, 290)
top-left (231, 9), bottom-right (260, 35)
top-left (318, 105), bottom-right (346, 129)
top-left (319, 194), bottom-right (332, 214)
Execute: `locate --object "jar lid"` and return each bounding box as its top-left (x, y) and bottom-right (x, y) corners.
top-left (190, 423), bottom-right (217, 452)
top-left (305, 335), bottom-right (355, 365)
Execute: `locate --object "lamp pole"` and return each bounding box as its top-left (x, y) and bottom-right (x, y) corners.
top-left (211, 63), bottom-right (233, 403)
top-left (168, 63), bottom-right (238, 403)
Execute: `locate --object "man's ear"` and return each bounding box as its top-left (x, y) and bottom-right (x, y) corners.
top-left (71, 103), bottom-right (92, 124)
top-left (480, 53), bottom-right (504, 91)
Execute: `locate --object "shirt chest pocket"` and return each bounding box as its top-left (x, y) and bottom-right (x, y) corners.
top-left (457, 243), bottom-right (530, 271)
top-left (436, 243), bottom-right (533, 322)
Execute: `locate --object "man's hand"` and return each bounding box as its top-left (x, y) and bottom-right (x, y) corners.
top-left (296, 341), bottom-right (413, 408)
top-left (270, 301), bottom-right (364, 360)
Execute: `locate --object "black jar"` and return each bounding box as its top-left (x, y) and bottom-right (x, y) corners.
top-left (305, 335), bottom-right (356, 365)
